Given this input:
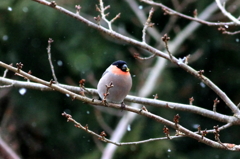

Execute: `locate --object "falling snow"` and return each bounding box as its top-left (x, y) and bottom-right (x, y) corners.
top-left (2, 35), bottom-right (8, 41)
top-left (8, 7), bottom-right (12, 11)
top-left (127, 124), bottom-right (131, 131)
top-left (19, 88), bottom-right (27, 95)
top-left (57, 60), bottom-right (63, 66)
top-left (22, 7), bottom-right (28, 13)
top-left (200, 82), bottom-right (205, 88)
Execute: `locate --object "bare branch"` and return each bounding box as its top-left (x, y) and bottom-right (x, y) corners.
top-left (215, 0), bottom-right (240, 25)
top-left (47, 38), bottom-right (58, 83)
top-left (0, 137), bottom-right (20, 159)
top-left (0, 75), bottom-right (237, 124)
top-left (1, 0), bottom-right (239, 154)
top-left (141, 0), bottom-right (237, 26)
top-left (3, 63), bottom-right (12, 78)
top-left (133, 52), bottom-right (156, 61)
top-left (0, 61), bottom-right (240, 150)
top-left (142, 7), bottom-right (155, 43)
top-left (62, 112), bottom-right (186, 146)
top-left (97, 0), bottom-right (120, 31)
top-left (213, 98), bottom-right (220, 113)
top-left (161, 34), bottom-right (173, 61)
top-left (4, 0), bottom-right (240, 119)
top-left (223, 30), bottom-right (240, 35)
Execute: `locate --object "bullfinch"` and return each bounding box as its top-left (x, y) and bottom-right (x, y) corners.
top-left (97, 60), bottom-right (132, 107)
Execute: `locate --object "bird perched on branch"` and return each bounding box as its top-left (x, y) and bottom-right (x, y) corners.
top-left (97, 60), bottom-right (132, 107)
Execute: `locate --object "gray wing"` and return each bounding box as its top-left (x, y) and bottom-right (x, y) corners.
top-left (101, 66), bottom-right (111, 77)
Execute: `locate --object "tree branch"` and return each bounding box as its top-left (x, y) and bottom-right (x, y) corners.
top-left (1, 0), bottom-right (240, 156)
top-left (0, 75), bottom-right (237, 124)
top-left (1, 61), bottom-right (240, 149)
top-left (30, 0), bottom-right (240, 117)
top-left (141, 0), bottom-right (238, 26)
top-left (215, 0), bottom-right (240, 25)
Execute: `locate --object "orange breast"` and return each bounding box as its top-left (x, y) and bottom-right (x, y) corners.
top-left (110, 65), bottom-right (130, 75)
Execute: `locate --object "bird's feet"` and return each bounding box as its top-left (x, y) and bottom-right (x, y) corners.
top-left (121, 102), bottom-right (126, 110)
top-left (102, 99), bottom-right (108, 107)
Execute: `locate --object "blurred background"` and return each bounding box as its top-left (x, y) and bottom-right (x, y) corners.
top-left (0, 0), bottom-right (240, 158)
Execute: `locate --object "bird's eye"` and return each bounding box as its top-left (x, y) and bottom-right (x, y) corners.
top-left (121, 64), bottom-right (128, 71)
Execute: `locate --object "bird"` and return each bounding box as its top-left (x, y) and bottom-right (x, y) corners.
top-left (97, 60), bottom-right (132, 107)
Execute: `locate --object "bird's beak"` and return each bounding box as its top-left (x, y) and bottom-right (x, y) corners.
top-left (122, 64), bottom-right (130, 72)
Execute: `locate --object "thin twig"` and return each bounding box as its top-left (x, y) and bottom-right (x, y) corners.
top-left (75, 5), bottom-right (81, 15)
top-left (3, 64), bottom-right (12, 78)
top-left (133, 53), bottom-right (156, 61)
top-left (97, 0), bottom-right (120, 31)
top-left (206, 123), bottom-right (233, 133)
top-left (125, 0), bottom-right (163, 44)
top-left (141, 0), bottom-right (238, 26)
top-left (0, 83), bottom-right (14, 88)
top-left (223, 30), bottom-right (240, 35)
top-left (215, 0), bottom-right (240, 25)
top-left (142, 7), bottom-right (155, 43)
top-left (62, 112), bottom-right (185, 146)
top-left (47, 38), bottom-right (58, 83)
top-left (162, 34), bottom-right (173, 61)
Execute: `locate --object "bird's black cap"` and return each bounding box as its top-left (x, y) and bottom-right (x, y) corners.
top-left (112, 60), bottom-right (129, 72)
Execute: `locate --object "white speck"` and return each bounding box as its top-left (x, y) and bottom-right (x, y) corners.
top-left (177, 57), bottom-right (185, 65)
top-left (19, 88), bottom-right (27, 95)
top-left (132, 75), bottom-right (136, 77)
top-left (57, 60), bottom-right (63, 66)
top-left (2, 35), bottom-right (8, 41)
top-left (236, 38), bottom-right (239, 42)
top-left (31, 122), bottom-right (36, 127)
top-left (192, 124), bottom-right (199, 129)
top-left (138, 5), bottom-right (143, 10)
top-left (225, 25), bottom-right (229, 28)
top-left (200, 82), bottom-right (205, 88)
top-left (86, 111), bottom-right (90, 114)
top-left (22, 7), bottom-right (28, 12)
top-left (167, 149), bottom-right (171, 152)
top-left (127, 124), bottom-right (131, 131)
top-left (66, 94), bottom-right (70, 97)
top-left (209, 70), bottom-right (211, 72)
top-left (8, 7), bottom-right (12, 11)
